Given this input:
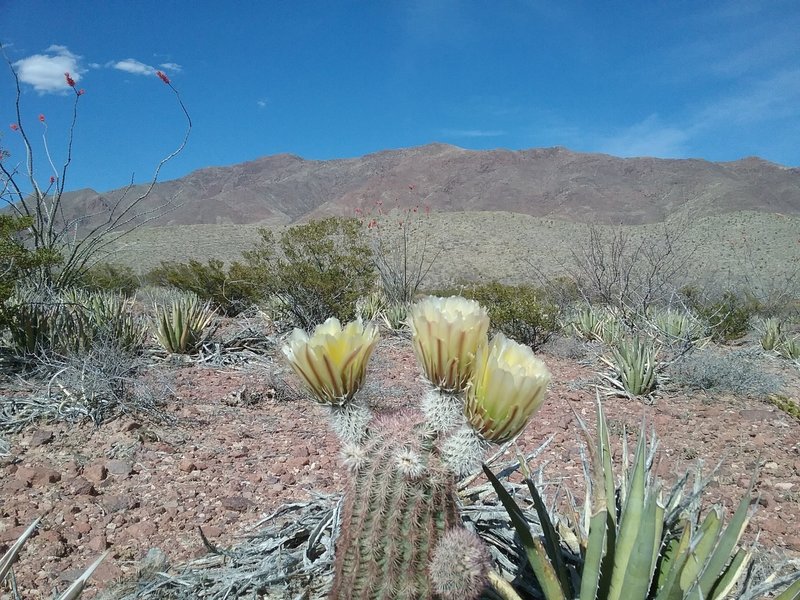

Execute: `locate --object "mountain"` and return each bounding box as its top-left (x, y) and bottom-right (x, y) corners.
top-left (58, 143), bottom-right (800, 230)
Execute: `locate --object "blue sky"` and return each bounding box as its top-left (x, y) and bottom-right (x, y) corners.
top-left (1, 0), bottom-right (799, 193)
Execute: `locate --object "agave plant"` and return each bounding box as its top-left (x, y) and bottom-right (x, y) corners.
top-left (380, 301), bottom-right (409, 332)
top-left (601, 336), bottom-right (659, 397)
top-left (777, 336), bottom-right (800, 361)
top-left (484, 397), bottom-right (800, 600)
top-left (757, 317), bottom-right (783, 351)
top-left (62, 289), bottom-right (147, 352)
top-left (154, 293), bottom-right (215, 354)
top-left (1, 517), bottom-right (108, 599)
top-left (5, 286), bottom-right (89, 356)
top-left (650, 307), bottom-right (707, 346)
top-left (355, 290), bottom-right (387, 321)
top-left (570, 305), bottom-right (622, 344)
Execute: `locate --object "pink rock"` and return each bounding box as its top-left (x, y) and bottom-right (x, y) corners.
top-left (83, 463), bottom-right (108, 484)
top-left (179, 458), bottom-right (196, 473)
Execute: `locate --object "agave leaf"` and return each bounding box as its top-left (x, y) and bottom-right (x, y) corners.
top-left (483, 464), bottom-right (566, 600)
top-left (772, 574), bottom-right (800, 600)
top-left (55, 550), bottom-right (109, 600)
top-left (680, 508), bottom-right (723, 591)
top-left (607, 421), bottom-right (648, 600)
top-left (653, 524), bottom-right (694, 600)
top-left (578, 508), bottom-right (609, 600)
top-left (0, 517), bottom-right (41, 583)
top-left (521, 468), bottom-right (572, 596)
top-left (693, 490), bottom-right (752, 598)
top-left (708, 547), bottom-right (750, 600)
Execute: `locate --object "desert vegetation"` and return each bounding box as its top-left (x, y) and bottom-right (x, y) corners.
top-left (2, 44), bottom-right (800, 600)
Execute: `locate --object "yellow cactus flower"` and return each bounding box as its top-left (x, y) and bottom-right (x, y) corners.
top-left (464, 333), bottom-right (550, 444)
top-left (282, 317), bottom-right (379, 405)
top-left (409, 296), bottom-right (489, 392)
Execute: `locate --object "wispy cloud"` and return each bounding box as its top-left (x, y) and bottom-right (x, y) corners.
top-left (13, 45), bottom-right (83, 94)
top-left (441, 128), bottom-right (506, 138)
top-left (111, 58), bottom-right (156, 75)
top-left (595, 115), bottom-right (691, 158)
top-left (159, 62), bottom-right (182, 72)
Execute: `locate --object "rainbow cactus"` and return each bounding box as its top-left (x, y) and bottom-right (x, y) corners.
top-left (283, 297), bottom-right (551, 600)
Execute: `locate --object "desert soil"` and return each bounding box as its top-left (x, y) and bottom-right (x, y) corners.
top-left (1, 332), bottom-right (799, 599)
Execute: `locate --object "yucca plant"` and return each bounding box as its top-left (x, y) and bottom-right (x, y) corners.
top-left (601, 336), bottom-right (659, 397)
top-left (758, 317), bottom-right (783, 351)
top-left (154, 293), bottom-right (215, 354)
top-left (484, 397), bottom-right (800, 600)
top-left (1, 517), bottom-right (108, 599)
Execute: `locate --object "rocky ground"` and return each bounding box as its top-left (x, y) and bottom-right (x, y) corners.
top-left (1, 331), bottom-right (799, 599)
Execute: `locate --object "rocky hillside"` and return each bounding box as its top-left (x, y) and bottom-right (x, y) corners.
top-left (59, 143), bottom-right (800, 230)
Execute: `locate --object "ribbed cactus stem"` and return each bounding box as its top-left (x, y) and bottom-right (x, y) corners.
top-left (441, 425), bottom-right (489, 478)
top-left (328, 402), bottom-right (372, 445)
top-left (421, 387), bottom-right (465, 433)
top-left (330, 411), bottom-right (461, 599)
top-left (429, 527), bottom-right (492, 600)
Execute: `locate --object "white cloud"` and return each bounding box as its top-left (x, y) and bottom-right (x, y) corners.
top-left (13, 45), bottom-right (83, 94)
top-left (112, 58), bottom-right (156, 75)
top-left (442, 128), bottom-right (506, 138)
top-left (596, 115), bottom-right (691, 159)
top-left (159, 62), bottom-right (182, 72)
top-left (257, 99), bottom-right (268, 109)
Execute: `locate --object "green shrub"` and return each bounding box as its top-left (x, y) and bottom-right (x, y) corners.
top-left (0, 215), bottom-right (61, 329)
top-left (444, 282), bottom-right (559, 351)
top-left (686, 290), bottom-right (755, 342)
top-left (78, 263), bottom-right (140, 296)
top-left (145, 258), bottom-right (257, 316)
top-left (241, 217), bottom-right (375, 329)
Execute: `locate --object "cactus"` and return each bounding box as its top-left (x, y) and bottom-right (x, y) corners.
top-left (283, 297), bottom-right (551, 599)
top-left (331, 411), bottom-right (462, 599)
top-left (758, 317), bottom-right (783, 351)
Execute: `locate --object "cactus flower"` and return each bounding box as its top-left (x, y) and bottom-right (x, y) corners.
top-left (409, 296), bottom-right (489, 392)
top-left (283, 317), bottom-right (378, 406)
top-left (464, 333), bottom-right (550, 443)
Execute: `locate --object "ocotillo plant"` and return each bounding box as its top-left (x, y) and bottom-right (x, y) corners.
top-left (283, 296), bottom-right (551, 600)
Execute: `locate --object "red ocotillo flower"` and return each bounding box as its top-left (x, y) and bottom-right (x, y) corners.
top-left (77, 89), bottom-right (86, 96)
top-left (38, 114), bottom-right (45, 122)
top-left (65, 72), bottom-right (76, 87)
top-left (49, 175), bottom-right (56, 184)
top-left (9, 123), bottom-right (19, 131)
top-left (156, 70), bottom-right (171, 85)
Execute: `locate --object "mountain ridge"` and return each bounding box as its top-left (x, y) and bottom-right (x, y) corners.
top-left (57, 143), bottom-right (800, 230)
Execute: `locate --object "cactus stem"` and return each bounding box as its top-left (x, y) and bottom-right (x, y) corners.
top-left (329, 401), bottom-right (372, 445)
top-left (421, 387), bottom-right (465, 433)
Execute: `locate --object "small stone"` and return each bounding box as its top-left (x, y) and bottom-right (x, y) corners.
top-left (179, 458), bottom-right (196, 473)
top-left (103, 495), bottom-right (139, 513)
top-left (83, 463), bottom-right (108, 484)
top-left (286, 456), bottom-right (310, 470)
top-left (786, 535), bottom-right (800, 552)
top-left (69, 476), bottom-right (97, 496)
top-left (201, 525), bottom-right (223, 538)
top-left (107, 460), bottom-right (134, 478)
top-left (221, 496), bottom-right (252, 512)
top-left (774, 482), bottom-right (795, 491)
top-left (30, 429), bottom-right (54, 447)
top-left (88, 533), bottom-right (108, 552)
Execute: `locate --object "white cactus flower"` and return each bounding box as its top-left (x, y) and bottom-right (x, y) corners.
top-left (282, 317), bottom-right (379, 405)
top-left (408, 296), bottom-right (489, 392)
top-left (464, 333), bottom-right (550, 444)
